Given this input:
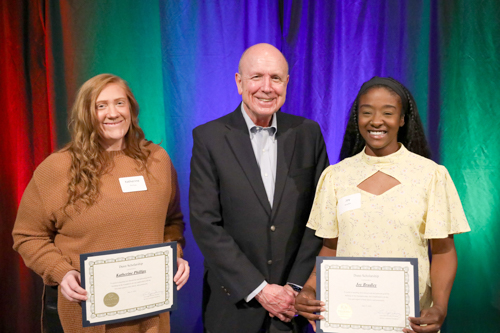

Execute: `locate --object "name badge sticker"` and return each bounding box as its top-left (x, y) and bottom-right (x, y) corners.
top-left (338, 193), bottom-right (361, 215)
top-left (119, 176), bottom-right (147, 193)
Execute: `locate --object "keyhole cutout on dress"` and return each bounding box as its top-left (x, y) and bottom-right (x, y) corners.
top-left (357, 171), bottom-right (401, 195)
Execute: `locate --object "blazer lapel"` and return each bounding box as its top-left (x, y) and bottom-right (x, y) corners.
top-left (272, 112), bottom-right (296, 221)
top-left (225, 108), bottom-right (272, 215)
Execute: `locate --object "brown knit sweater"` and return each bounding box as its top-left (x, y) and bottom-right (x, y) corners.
top-left (12, 143), bottom-right (185, 333)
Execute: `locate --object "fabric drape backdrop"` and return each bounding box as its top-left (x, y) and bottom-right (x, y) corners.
top-left (1, 1), bottom-right (498, 332)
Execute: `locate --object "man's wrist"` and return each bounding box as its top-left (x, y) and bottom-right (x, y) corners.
top-left (287, 283), bottom-right (302, 293)
top-left (246, 281), bottom-right (268, 302)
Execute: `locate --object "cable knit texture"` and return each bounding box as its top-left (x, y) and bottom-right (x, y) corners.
top-left (13, 143), bottom-right (185, 332)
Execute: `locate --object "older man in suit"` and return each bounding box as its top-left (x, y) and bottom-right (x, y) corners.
top-left (190, 43), bottom-right (329, 333)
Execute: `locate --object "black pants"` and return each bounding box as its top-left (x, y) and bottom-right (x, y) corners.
top-left (266, 316), bottom-right (309, 333)
top-left (43, 285), bottom-right (64, 333)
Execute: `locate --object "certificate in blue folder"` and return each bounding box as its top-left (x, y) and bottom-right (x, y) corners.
top-left (80, 242), bottom-right (177, 327)
top-left (316, 257), bottom-right (419, 333)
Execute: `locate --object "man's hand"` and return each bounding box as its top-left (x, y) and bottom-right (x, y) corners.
top-left (60, 270), bottom-right (87, 302)
top-left (255, 284), bottom-right (297, 322)
top-left (283, 284), bottom-right (299, 298)
top-left (294, 285), bottom-right (324, 332)
top-left (403, 305), bottom-right (447, 333)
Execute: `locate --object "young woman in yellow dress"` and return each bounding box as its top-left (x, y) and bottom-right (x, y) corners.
top-left (294, 77), bottom-right (470, 333)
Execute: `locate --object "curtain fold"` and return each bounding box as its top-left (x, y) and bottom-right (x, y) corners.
top-left (0, 0), bottom-right (53, 331)
top-left (438, 1), bottom-right (500, 331)
top-left (159, 2), bottom-right (283, 330)
top-left (280, 0), bottom-right (435, 161)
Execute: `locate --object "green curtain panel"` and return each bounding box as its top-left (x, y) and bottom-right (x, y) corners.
top-left (439, 2), bottom-right (500, 331)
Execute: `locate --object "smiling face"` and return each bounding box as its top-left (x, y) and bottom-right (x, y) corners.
top-left (357, 87), bottom-right (405, 156)
top-left (95, 83), bottom-right (131, 151)
top-left (235, 44), bottom-right (289, 127)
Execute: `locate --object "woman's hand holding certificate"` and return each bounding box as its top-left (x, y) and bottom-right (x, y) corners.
top-left (295, 285), bottom-right (325, 331)
top-left (174, 258), bottom-right (190, 290)
top-left (61, 270), bottom-right (88, 303)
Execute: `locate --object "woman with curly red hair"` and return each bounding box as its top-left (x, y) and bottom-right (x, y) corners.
top-left (13, 74), bottom-right (189, 333)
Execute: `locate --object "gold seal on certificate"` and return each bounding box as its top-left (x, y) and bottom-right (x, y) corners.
top-left (80, 242), bottom-right (177, 327)
top-left (316, 257), bottom-right (419, 333)
top-left (103, 292), bottom-right (119, 307)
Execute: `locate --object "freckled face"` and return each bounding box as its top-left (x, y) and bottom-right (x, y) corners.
top-left (95, 83), bottom-right (131, 151)
top-left (357, 87), bottom-right (405, 156)
top-left (235, 46), bottom-right (289, 127)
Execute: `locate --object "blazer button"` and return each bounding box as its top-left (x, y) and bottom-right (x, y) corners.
top-left (270, 225), bottom-right (276, 231)
top-left (267, 260), bottom-right (272, 265)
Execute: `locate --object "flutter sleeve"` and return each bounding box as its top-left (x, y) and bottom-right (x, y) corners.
top-left (306, 165), bottom-right (339, 239)
top-left (424, 165), bottom-right (471, 239)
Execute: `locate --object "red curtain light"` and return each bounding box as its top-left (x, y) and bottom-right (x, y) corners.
top-left (0, 0), bottom-right (55, 331)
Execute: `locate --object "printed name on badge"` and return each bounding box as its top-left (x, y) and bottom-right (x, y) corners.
top-left (119, 176), bottom-right (147, 193)
top-left (338, 193), bottom-right (361, 215)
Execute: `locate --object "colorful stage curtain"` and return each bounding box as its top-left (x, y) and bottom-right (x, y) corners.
top-left (1, 1), bottom-right (53, 332)
top-left (1, 1), bottom-right (499, 332)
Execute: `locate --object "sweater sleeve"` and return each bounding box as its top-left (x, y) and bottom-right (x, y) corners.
top-left (12, 177), bottom-right (75, 285)
top-left (163, 160), bottom-right (186, 258)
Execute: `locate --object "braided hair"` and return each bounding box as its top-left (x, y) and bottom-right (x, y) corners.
top-left (339, 77), bottom-right (430, 160)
